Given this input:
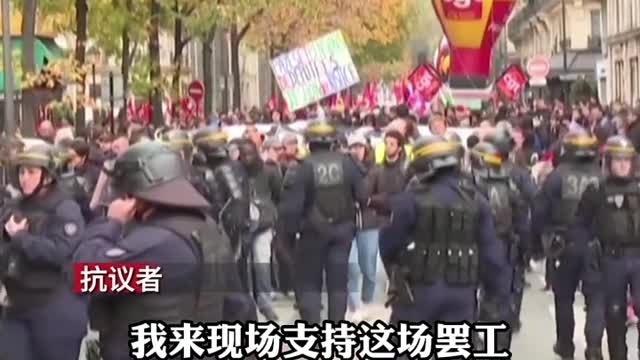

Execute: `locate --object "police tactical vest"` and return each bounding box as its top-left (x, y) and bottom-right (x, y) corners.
top-left (0, 188), bottom-right (70, 302)
top-left (209, 162), bottom-right (250, 240)
top-left (90, 213), bottom-right (229, 353)
top-left (406, 181), bottom-right (480, 286)
top-left (484, 177), bottom-right (516, 240)
top-left (552, 163), bottom-right (601, 228)
top-left (308, 152), bottom-right (354, 224)
top-left (595, 181), bottom-right (640, 247)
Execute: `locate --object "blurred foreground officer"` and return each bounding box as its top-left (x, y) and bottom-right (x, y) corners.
top-left (470, 142), bottom-right (529, 347)
top-left (380, 136), bottom-right (509, 324)
top-left (532, 129), bottom-right (603, 359)
top-left (192, 128), bottom-right (250, 250)
top-left (280, 120), bottom-right (367, 323)
top-left (73, 142), bottom-right (229, 360)
top-left (191, 128), bottom-right (257, 321)
top-left (0, 144), bottom-right (88, 360)
top-left (575, 136), bottom-right (639, 360)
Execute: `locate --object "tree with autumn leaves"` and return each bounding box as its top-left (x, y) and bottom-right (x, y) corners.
top-left (12, 0), bottom-right (432, 129)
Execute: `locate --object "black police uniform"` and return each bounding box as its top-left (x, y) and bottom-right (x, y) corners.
top-left (532, 130), bottom-right (605, 359)
top-left (192, 128), bottom-right (251, 246)
top-left (470, 142), bottom-right (530, 347)
top-left (0, 143), bottom-right (88, 360)
top-left (574, 136), bottom-right (639, 360)
top-left (379, 136), bottom-right (510, 326)
top-left (279, 121), bottom-right (367, 323)
top-left (191, 128), bottom-right (257, 321)
top-left (73, 142), bottom-right (229, 360)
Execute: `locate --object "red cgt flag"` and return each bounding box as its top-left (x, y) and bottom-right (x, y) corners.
top-left (496, 64), bottom-right (528, 101)
top-left (408, 64), bottom-right (443, 102)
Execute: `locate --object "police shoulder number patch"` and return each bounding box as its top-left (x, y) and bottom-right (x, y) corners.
top-left (105, 248), bottom-right (126, 258)
top-left (64, 222), bottom-right (79, 236)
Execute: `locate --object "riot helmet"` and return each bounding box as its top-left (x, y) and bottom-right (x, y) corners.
top-left (12, 143), bottom-right (58, 195)
top-left (305, 120), bottom-right (337, 151)
top-left (108, 142), bottom-right (209, 209)
top-left (469, 141), bottom-right (505, 182)
top-left (192, 128), bottom-right (229, 165)
top-left (443, 130), bottom-right (465, 160)
top-left (53, 138), bottom-right (74, 173)
top-left (159, 129), bottom-right (193, 160)
top-left (485, 127), bottom-right (514, 159)
top-left (561, 128), bottom-right (598, 160)
top-left (603, 135), bottom-right (636, 179)
top-left (411, 135), bottom-right (462, 181)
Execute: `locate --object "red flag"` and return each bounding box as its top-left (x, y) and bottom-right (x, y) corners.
top-left (365, 82), bottom-right (377, 110)
top-left (408, 64), bottom-right (443, 103)
top-left (394, 80), bottom-right (405, 104)
top-left (344, 92), bottom-right (352, 109)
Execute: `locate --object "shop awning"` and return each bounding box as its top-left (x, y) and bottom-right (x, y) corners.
top-left (0, 35), bottom-right (66, 92)
top-left (547, 49), bottom-right (602, 80)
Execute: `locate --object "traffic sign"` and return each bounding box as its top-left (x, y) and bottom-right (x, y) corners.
top-left (188, 80), bottom-right (205, 102)
top-left (526, 56), bottom-right (550, 86)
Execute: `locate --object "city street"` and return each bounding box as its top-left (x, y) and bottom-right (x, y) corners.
top-left (266, 261), bottom-right (639, 360)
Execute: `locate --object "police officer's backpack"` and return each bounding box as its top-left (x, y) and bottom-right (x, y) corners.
top-left (149, 213), bottom-right (232, 322)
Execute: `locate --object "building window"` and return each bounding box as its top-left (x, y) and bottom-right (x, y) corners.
top-left (631, 57), bottom-right (638, 102)
top-left (615, 0), bottom-right (621, 33)
top-left (591, 10), bottom-right (601, 38)
top-left (615, 60), bottom-right (624, 100)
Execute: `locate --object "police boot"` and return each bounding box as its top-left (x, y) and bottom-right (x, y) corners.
top-left (584, 348), bottom-right (603, 360)
top-left (553, 343), bottom-right (574, 360)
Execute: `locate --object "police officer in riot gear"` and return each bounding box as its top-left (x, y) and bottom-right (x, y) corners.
top-left (73, 142), bottom-right (230, 359)
top-left (486, 124), bottom-right (538, 206)
top-left (160, 129), bottom-right (203, 197)
top-left (279, 120), bottom-right (367, 323)
top-left (191, 128), bottom-right (257, 321)
top-left (532, 128), bottom-right (604, 360)
top-left (469, 141), bottom-right (530, 344)
top-left (379, 135), bottom-right (510, 325)
top-left (574, 135), bottom-right (639, 360)
top-left (192, 128), bottom-right (250, 242)
top-left (160, 128), bottom-right (194, 161)
top-left (0, 143), bottom-right (88, 360)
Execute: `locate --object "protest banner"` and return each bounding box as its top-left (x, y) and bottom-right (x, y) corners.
top-left (408, 63), bottom-right (443, 102)
top-left (270, 31), bottom-right (360, 111)
top-left (496, 64), bottom-right (528, 100)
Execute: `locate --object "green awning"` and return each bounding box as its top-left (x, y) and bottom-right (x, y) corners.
top-left (0, 35), bottom-right (66, 92)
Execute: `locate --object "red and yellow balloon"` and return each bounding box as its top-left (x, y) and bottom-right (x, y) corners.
top-left (432, 0), bottom-right (517, 90)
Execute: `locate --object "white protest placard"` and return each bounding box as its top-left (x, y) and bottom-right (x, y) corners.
top-left (270, 31), bottom-right (360, 111)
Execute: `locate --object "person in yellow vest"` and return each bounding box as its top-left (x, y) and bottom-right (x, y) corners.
top-left (374, 118), bottom-right (414, 165)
